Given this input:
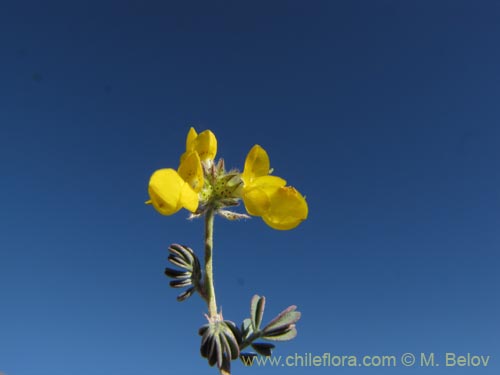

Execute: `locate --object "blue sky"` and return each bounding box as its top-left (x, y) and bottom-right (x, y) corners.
top-left (1, 1), bottom-right (499, 374)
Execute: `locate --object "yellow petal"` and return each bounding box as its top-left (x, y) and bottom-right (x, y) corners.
top-left (180, 128), bottom-right (198, 163)
top-left (148, 169), bottom-right (198, 215)
top-left (262, 186), bottom-right (308, 230)
top-left (180, 128), bottom-right (217, 162)
top-left (194, 129), bottom-right (217, 160)
top-left (241, 176), bottom-right (286, 216)
top-left (249, 175), bottom-right (287, 189)
top-left (177, 151), bottom-right (204, 192)
top-left (242, 145), bottom-right (270, 184)
top-left (186, 127), bottom-right (198, 151)
top-left (242, 187), bottom-right (271, 216)
top-left (179, 181), bottom-right (199, 212)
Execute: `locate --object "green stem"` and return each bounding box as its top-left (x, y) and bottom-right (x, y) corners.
top-left (239, 331), bottom-right (262, 351)
top-left (204, 208), bottom-right (228, 375)
top-left (204, 207), bottom-right (218, 317)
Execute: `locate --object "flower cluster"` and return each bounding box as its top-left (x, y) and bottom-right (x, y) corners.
top-left (147, 127), bottom-right (308, 230)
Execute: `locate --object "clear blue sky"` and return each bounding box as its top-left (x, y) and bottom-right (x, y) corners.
top-left (1, 1), bottom-right (499, 374)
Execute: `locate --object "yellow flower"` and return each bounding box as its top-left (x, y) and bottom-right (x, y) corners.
top-left (147, 129), bottom-right (308, 229)
top-left (181, 127), bottom-right (217, 162)
top-left (241, 145), bottom-right (308, 230)
top-left (148, 168), bottom-right (199, 215)
top-left (147, 128), bottom-right (209, 215)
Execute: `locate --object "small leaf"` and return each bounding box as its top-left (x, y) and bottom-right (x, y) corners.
top-left (208, 336), bottom-right (217, 367)
top-left (164, 268), bottom-right (191, 279)
top-left (167, 254), bottom-right (189, 269)
top-left (224, 320), bottom-right (242, 344)
top-left (220, 328), bottom-right (240, 360)
top-left (169, 278), bottom-right (192, 288)
top-left (241, 318), bottom-right (253, 340)
top-left (192, 256), bottom-right (201, 277)
top-left (200, 332), bottom-right (212, 358)
top-left (165, 244), bottom-right (202, 301)
top-left (250, 295), bottom-right (266, 331)
top-left (226, 336), bottom-right (240, 360)
top-left (200, 319), bottom-right (240, 370)
top-left (251, 342), bottom-right (274, 356)
top-left (220, 355), bottom-right (231, 375)
top-left (263, 322), bottom-right (296, 337)
top-left (214, 333), bottom-right (223, 368)
top-left (263, 305), bottom-right (301, 333)
top-left (199, 324), bottom-right (210, 336)
top-left (176, 286), bottom-right (195, 302)
top-left (262, 325), bottom-right (297, 341)
top-left (169, 244), bottom-right (195, 264)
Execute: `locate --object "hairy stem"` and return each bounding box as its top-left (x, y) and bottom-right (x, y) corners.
top-left (239, 331), bottom-right (263, 351)
top-left (204, 207), bottom-right (217, 317)
top-left (204, 208), bottom-right (229, 375)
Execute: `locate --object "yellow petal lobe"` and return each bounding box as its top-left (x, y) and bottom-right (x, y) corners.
top-left (195, 130), bottom-right (217, 160)
top-left (242, 145), bottom-right (270, 184)
top-left (177, 151), bottom-right (204, 192)
top-left (241, 176), bottom-right (286, 216)
top-left (185, 127), bottom-right (198, 151)
top-left (242, 188), bottom-right (270, 216)
top-left (262, 187), bottom-right (308, 230)
top-left (179, 181), bottom-right (199, 212)
top-left (148, 168), bottom-right (198, 215)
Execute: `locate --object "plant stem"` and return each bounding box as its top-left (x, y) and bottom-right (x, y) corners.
top-left (204, 207), bottom-right (217, 317)
top-left (204, 208), bottom-right (229, 375)
top-left (239, 331), bottom-right (262, 351)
